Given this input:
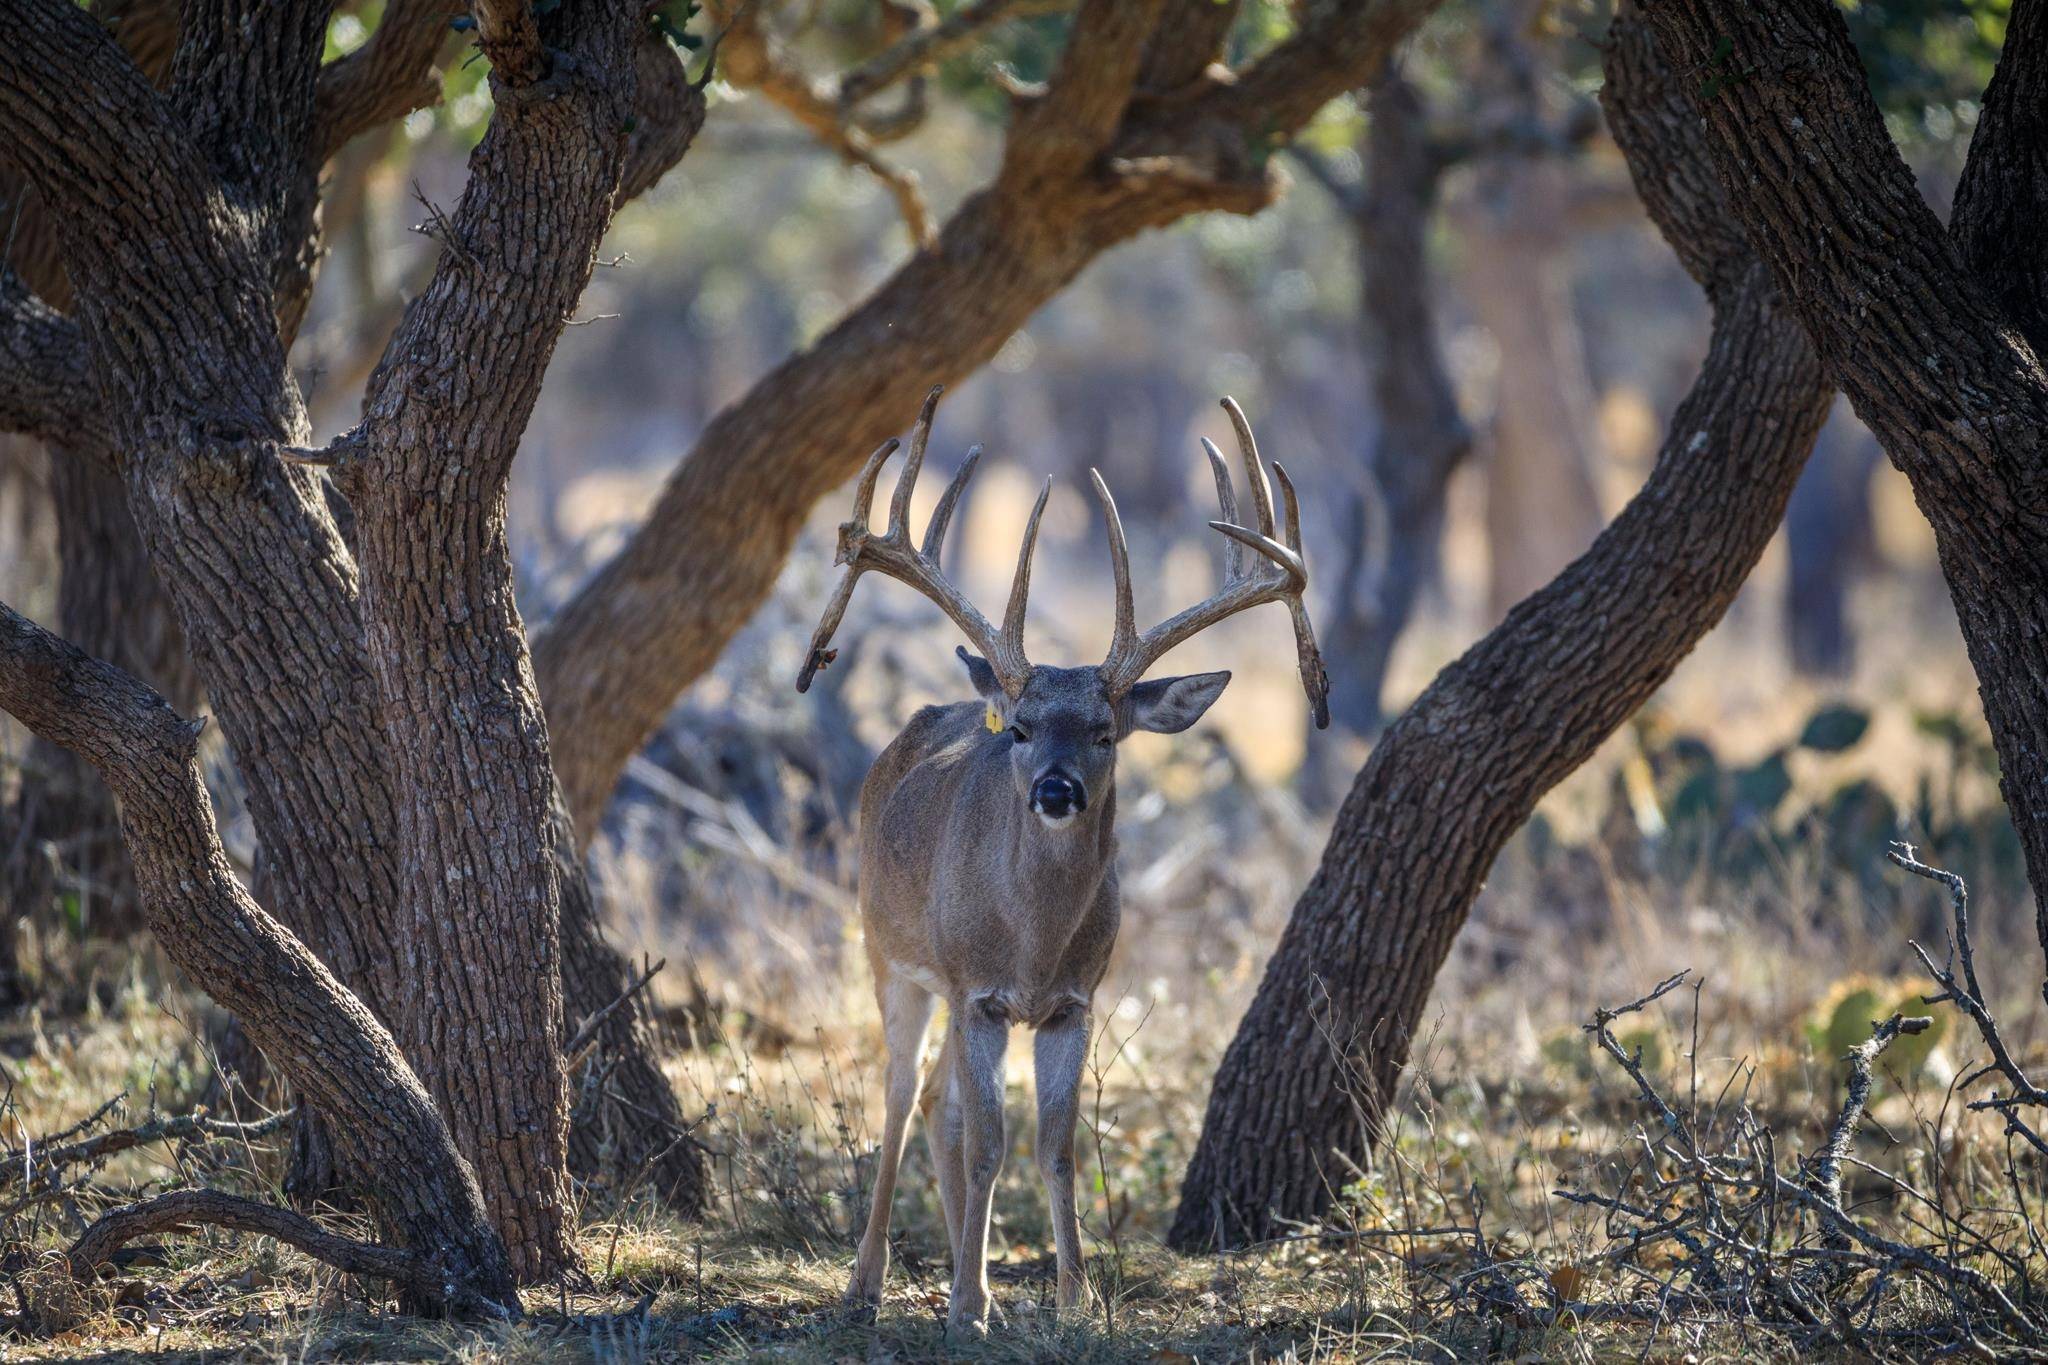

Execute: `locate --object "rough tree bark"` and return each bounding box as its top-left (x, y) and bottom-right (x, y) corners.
top-left (0, 600), bottom-right (516, 1315)
top-left (0, 0), bottom-right (195, 1003)
top-left (332, 0), bottom-right (692, 1278)
top-left (0, 0), bottom-right (705, 1272)
top-left (1638, 0), bottom-right (2048, 961)
top-left (1168, 6), bottom-right (1834, 1250)
top-left (533, 0), bottom-right (1447, 837)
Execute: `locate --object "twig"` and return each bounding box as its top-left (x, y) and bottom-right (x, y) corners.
top-left (565, 957), bottom-right (668, 1073)
top-left (3, 1107), bottom-right (296, 1192)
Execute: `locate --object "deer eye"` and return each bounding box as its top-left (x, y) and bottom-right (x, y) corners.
top-left (1008, 725), bottom-right (1029, 743)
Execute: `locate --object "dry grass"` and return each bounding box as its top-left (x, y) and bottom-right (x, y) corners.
top-left (3, 580), bottom-right (2042, 1360)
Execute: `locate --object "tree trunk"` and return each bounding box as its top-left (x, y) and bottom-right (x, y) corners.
top-left (0, 600), bottom-right (516, 1315)
top-left (0, 0), bottom-right (192, 1004)
top-left (1168, 6), bottom-right (1834, 1250)
top-left (1309, 69), bottom-right (1472, 764)
top-left (337, 0), bottom-right (677, 1279)
top-left (1639, 0), bottom-right (2048, 963)
top-left (2, 454), bottom-right (199, 941)
top-left (1462, 0), bottom-right (1606, 620)
top-left (1784, 402), bottom-right (1878, 679)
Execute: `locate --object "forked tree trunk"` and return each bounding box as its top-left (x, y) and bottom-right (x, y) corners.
top-left (0, 601), bottom-right (516, 1315)
top-left (1168, 8), bottom-right (1834, 1249)
top-left (1639, 0), bottom-right (2048, 961)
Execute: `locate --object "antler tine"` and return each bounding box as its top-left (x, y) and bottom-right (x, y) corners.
top-left (1271, 462), bottom-right (1304, 554)
top-left (1199, 438), bottom-right (1246, 581)
top-left (1098, 400), bottom-right (1331, 722)
top-left (1221, 397), bottom-right (1277, 538)
top-left (1288, 597), bottom-right (1331, 730)
top-left (921, 444), bottom-right (982, 566)
top-left (1208, 521), bottom-right (1305, 585)
top-left (799, 392), bottom-right (1025, 697)
top-left (846, 438), bottom-right (898, 544)
top-left (796, 565), bottom-right (862, 693)
top-left (1089, 469), bottom-right (1139, 662)
top-left (996, 478), bottom-right (1051, 681)
top-left (888, 385), bottom-right (943, 538)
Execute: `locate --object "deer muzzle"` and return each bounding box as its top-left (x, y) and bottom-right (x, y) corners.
top-left (1030, 771), bottom-right (1085, 822)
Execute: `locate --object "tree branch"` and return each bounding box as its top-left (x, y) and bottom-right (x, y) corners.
top-left (837, 0), bottom-right (1068, 109)
top-left (65, 1189), bottom-right (452, 1301)
top-left (708, 1), bottom-right (935, 247)
top-left (0, 270), bottom-right (99, 448)
top-left (313, 0), bottom-right (457, 163)
top-left (1950, 0), bottom-right (2048, 352)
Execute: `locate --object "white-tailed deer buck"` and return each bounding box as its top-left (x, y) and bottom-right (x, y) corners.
top-left (797, 388), bottom-right (1328, 1332)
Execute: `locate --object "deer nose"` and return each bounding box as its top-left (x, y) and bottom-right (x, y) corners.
top-left (1031, 772), bottom-right (1084, 818)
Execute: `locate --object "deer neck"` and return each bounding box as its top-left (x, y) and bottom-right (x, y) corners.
top-left (1002, 778), bottom-right (1116, 902)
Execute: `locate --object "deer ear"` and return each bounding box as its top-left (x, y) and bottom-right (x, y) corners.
top-left (956, 646), bottom-right (1006, 707)
top-left (1124, 671), bottom-right (1230, 735)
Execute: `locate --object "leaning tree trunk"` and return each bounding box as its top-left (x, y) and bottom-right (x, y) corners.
top-left (1, 453), bottom-right (200, 998)
top-left (1168, 7), bottom-right (1834, 1250)
top-left (1640, 0), bottom-right (2048, 965)
top-left (0, 600), bottom-right (516, 1314)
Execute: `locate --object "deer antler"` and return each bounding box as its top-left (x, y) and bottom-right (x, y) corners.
top-left (1092, 398), bottom-right (1331, 728)
top-left (797, 386), bottom-right (1045, 698)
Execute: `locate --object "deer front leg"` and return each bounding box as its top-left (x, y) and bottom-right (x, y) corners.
top-left (947, 995), bottom-right (1011, 1335)
top-left (1034, 1002), bottom-right (1093, 1313)
top-left (846, 972), bottom-right (935, 1309)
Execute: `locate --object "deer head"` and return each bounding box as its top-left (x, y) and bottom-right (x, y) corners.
top-left (796, 386), bottom-right (1330, 827)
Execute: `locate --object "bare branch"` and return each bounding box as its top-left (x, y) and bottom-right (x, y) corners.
top-left (313, 0), bottom-right (457, 162)
top-left (709, 2), bottom-right (936, 247)
top-left (837, 0), bottom-right (1068, 109)
top-left (65, 1189), bottom-right (451, 1299)
top-left (1889, 842), bottom-right (2048, 1156)
top-left (2, 1107), bottom-right (295, 1193)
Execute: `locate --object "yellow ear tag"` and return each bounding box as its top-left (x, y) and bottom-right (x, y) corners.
top-left (985, 704), bottom-right (1004, 734)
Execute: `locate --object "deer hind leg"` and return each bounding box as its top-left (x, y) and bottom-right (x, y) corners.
top-left (846, 969), bottom-right (935, 1309)
top-left (919, 1018), bottom-right (966, 1262)
top-left (1034, 1003), bottom-right (1093, 1313)
top-left (946, 994), bottom-right (1012, 1335)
